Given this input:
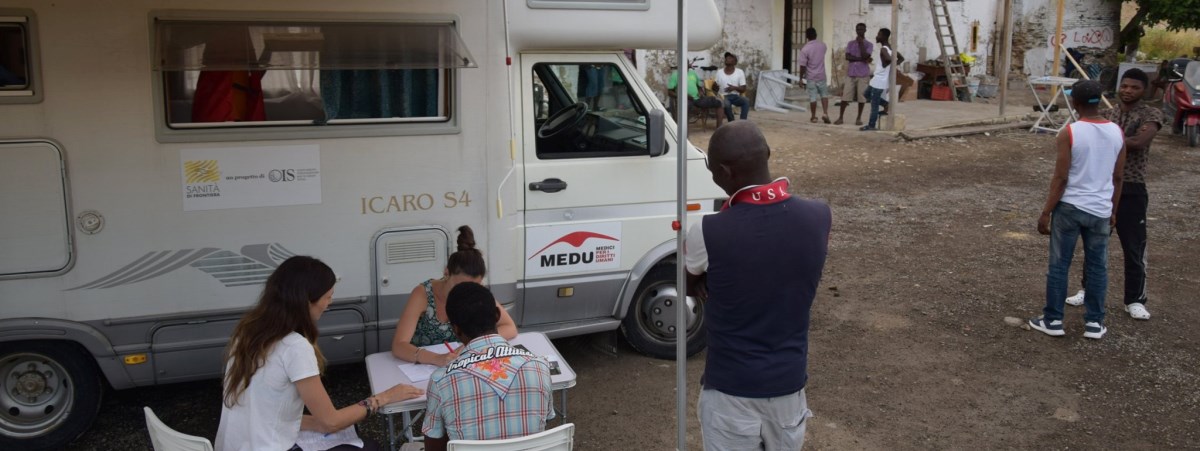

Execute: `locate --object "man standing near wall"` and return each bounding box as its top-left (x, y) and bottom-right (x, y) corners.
top-left (835, 23), bottom-right (872, 126)
top-left (861, 28), bottom-right (902, 131)
top-left (686, 122), bottom-right (832, 450)
top-left (798, 27), bottom-right (831, 124)
top-left (1063, 69), bottom-right (1162, 321)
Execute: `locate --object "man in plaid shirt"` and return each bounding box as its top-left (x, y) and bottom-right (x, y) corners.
top-left (421, 282), bottom-right (552, 450)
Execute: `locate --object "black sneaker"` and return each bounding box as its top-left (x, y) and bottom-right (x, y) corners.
top-left (1028, 316), bottom-right (1065, 336)
top-left (1083, 321), bottom-right (1107, 339)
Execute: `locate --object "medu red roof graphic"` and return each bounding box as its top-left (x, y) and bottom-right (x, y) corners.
top-left (528, 231), bottom-right (619, 260)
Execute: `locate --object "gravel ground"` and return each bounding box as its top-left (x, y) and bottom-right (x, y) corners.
top-left (64, 111), bottom-right (1200, 450)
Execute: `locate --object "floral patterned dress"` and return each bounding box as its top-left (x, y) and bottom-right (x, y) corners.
top-left (411, 279), bottom-right (457, 346)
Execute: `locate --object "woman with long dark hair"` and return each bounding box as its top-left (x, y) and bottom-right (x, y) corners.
top-left (391, 225), bottom-right (517, 366)
top-left (216, 256), bottom-right (422, 451)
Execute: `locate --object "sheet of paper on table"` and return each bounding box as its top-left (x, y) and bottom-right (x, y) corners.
top-left (295, 426), bottom-right (363, 451)
top-left (398, 342), bottom-right (463, 382)
top-left (398, 362), bottom-right (438, 382)
top-left (513, 344), bottom-right (562, 376)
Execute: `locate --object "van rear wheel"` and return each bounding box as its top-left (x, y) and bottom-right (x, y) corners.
top-left (620, 265), bottom-right (706, 359)
top-left (0, 342), bottom-right (103, 450)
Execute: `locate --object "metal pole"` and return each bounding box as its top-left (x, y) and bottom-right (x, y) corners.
top-left (886, 0), bottom-right (898, 131)
top-left (999, 0), bottom-right (1013, 117)
top-left (674, 0), bottom-right (688, 450)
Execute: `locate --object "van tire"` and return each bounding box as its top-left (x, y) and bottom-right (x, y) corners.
top-left (620, 265), bottom-right (706, 359)
top-left (0, 341), bottom-right (103, 451)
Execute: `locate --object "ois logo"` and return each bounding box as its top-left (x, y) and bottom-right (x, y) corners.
top-left (269, 169), bottom-right (297, 182)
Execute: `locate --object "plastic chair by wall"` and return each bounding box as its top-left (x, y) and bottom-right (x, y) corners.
top-left (144, 407), bottom-right (214, 451)
top-left (446, 423), bottom-right (575, 451)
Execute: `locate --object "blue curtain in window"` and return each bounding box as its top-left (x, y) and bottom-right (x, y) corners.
top-left (320, 69), bottom-right (438, 120)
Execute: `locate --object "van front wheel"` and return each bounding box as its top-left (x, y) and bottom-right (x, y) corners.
top-left (0, 342), bottom-right (103, 450)
top-left (620, 265), bottom-right (706, 359)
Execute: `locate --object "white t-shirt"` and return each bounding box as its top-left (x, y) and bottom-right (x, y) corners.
top-left (715, 68), bottom-right (746, 95)
top-left (216, 332), bottom-right (321, 451)
top-left (1060, 119), bottom-right (1125, 218)
top-left (869, 46), bottom-right (893, 91)
top-left (684, 219), bottom-right (708, 275)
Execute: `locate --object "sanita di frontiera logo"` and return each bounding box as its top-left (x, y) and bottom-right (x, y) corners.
top-left (528, 231), bottom-right (619, 267)
top-left (184, 160), bottom-right (220, 183)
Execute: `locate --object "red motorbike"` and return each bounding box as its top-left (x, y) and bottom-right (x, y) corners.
top-left (1162, 58), bottom-right (1200, 147)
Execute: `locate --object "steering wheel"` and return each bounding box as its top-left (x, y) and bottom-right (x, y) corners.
top-left (537, 102), bottom-right (589, 139)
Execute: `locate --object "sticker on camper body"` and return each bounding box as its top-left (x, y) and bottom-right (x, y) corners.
top-left (525, 222), bottom-right (621, 277)
top-left (180, 145), bottom-right (321, 211)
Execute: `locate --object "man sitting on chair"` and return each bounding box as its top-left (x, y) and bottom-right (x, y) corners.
top-left (422, 282), bottom-right (553, 451)
top-left (668, 67), bottom-right (725, 128)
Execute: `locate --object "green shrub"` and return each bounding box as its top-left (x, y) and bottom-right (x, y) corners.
top-left (1137, 27), bottom-right (1200, 60)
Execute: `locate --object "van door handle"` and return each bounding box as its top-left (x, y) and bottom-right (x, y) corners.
top-left (529, 178), bottom-right (568, 193)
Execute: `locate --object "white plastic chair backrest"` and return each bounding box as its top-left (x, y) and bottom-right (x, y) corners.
top-left (446, 423), bottom-right (575, 451)
top-left (144, 407), bottom-right (214, 451)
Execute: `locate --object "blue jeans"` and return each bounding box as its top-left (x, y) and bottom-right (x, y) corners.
top-left (865, 86), bottom-right (888, 128)
top-left (723, 94), bottom-right (749, 121)
top-left (1045, 202), bottom-right (1110, 323)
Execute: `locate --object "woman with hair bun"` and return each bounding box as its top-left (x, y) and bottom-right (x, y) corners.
top-left (391, 225), bottom-right (517, 366)
top-left (216, 256), bottom-right (423, 451)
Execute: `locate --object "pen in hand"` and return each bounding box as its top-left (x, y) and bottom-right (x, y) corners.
top-left (443, 341), bottom-right (455, 353)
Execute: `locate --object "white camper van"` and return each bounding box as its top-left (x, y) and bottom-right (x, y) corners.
top-left (0, 0), bottom-right (725, 447)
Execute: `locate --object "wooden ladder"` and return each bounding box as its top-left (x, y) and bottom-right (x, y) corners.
top-left (928, 0), bottom-right (971, 100)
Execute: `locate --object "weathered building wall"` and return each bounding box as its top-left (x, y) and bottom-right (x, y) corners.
top-left (635, 0), bottom-right (1119, 102)
top-left (824, 1), bottom-right (1002, 87)
top-left (639, 0), bottom-right (777, 104)
top-left (1012, 0), bottom-right (1120, 77)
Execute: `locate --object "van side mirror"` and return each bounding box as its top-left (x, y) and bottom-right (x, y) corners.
top-left (647, 109), bottom-right (666, 157)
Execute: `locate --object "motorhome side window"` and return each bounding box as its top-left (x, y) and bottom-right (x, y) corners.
top-left (533, 63), bottom-right (651, 159)
top-left (155, 19), bottom-right (475, 129)
top-left (0, 13), bottom-right (36, 101)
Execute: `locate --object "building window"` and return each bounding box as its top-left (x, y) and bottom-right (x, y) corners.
top-left (153, 15), bottom-right (476, 140)
top-left (0, 9), bottom-right (41, 103)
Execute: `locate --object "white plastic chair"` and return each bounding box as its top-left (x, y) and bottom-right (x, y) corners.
top-left (144, 406), bottom-right (214, 451)
top-left (447, 423), bottom-right (575, 451)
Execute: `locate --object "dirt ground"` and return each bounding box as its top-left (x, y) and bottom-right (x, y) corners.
top-left (66, 111), bottom-right (1199, 450)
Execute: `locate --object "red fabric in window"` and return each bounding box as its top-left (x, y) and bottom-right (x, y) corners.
top-left (191, 70), bottom-right (266, 122)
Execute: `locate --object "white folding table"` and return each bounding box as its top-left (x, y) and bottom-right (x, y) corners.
top-left (364, 332), bottom-right (577, 451)
top-left (1028, 76), bottom-right (1080, 133)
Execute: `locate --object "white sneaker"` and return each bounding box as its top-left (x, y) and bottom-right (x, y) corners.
top-left (1126, 303), bottom-right (1151, 320)
top-left (1065, 290), bottom-right (1085, 306)
top-left (1083, 321), bottom-right (1107, 339)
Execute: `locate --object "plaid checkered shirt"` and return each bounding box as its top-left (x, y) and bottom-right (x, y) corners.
top-left (421, 334), bottom-right (553, 441)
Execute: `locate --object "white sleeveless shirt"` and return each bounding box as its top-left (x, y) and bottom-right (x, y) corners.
top-left (1060, 118), bottom-right (1124, 218)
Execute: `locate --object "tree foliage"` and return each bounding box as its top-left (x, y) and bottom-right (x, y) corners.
top-left (1120, 0), bottom-right (1200, 51)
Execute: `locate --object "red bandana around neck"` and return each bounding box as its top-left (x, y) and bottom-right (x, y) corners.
top-left (721, 178), bottom-right (791, 211)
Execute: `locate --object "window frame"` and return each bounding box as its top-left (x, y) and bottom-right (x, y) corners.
top-left (0, 9), bottom-right (43, 104)
top-left (531, 61), bottom-right (655, 160)
top-left (527, 0), bottom-right (650, 11)
top-left (149, 10), bottom-right (468, 143)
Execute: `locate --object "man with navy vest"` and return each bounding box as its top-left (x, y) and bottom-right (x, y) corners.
top-left (685, 121), bottom-right (832, 450)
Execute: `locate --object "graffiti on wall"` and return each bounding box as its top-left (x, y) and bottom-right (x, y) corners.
top-left (1050, 27), bottom-right (1115, 49)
